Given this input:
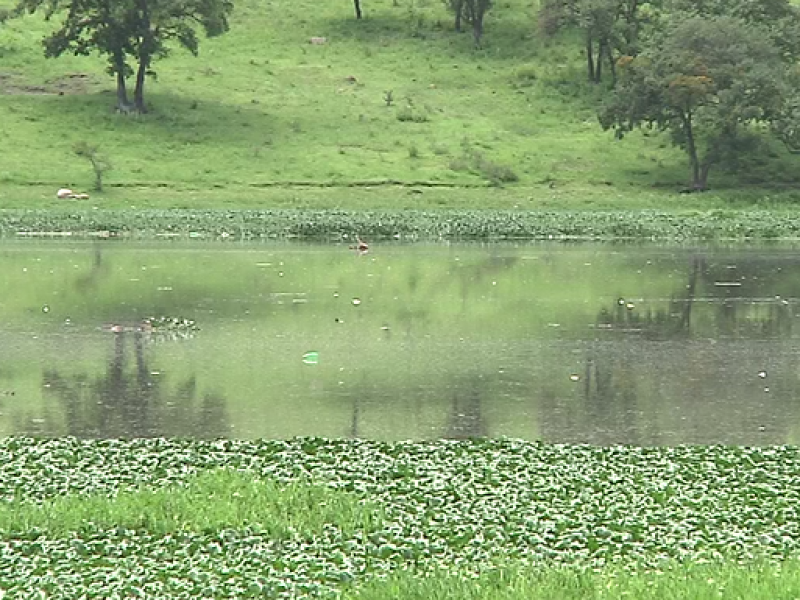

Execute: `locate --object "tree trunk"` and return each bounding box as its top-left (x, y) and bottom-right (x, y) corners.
top-left (134, 58), bottom-right (148, 113)
top-left (682, 112), bottom-right (705, 190)
top-left (115, 68), bottom-right (130, 111)
top-left (594, 41), bottom-right (603, 83)
top-left (353, 0), bottom-right (362, 19)
top-left (454, 0), bottom-right (464, 32)
top-left (586, 33), bottom-right (595, 82)
top-left (133, 0), bottom-right (152, 114)
top-left (111, 49), bottom-right (131, 111)
top-left (698, 162), bottom-right (712, 190)
top-left (472, 16), bottom-right (483, 46)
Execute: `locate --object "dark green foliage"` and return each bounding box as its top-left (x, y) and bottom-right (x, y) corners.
top-left (538, 0), bottom-right (654, 84)
top-left (665, 0), bottom-right (800, 61)
top-left (18, 0), bottom-right (233, 112)
top-left (599, 15), bottom-right (791, 190)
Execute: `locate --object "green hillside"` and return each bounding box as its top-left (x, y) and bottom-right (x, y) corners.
top-left (0, 0), bottom-right (798, 210)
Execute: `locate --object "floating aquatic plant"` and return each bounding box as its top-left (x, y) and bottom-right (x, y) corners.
top-left (5, 209), bottom-right (800, 241)
top-left (1, 438), bottom-right (800, 597)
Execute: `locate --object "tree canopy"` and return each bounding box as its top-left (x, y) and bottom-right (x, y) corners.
top-left (599, 15), bottom-right (795, 190)
top-left (19, 0), bottom-right (233, 112)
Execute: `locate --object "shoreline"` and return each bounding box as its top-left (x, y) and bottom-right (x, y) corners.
top-left (1, 205), bottom-right (800, 241)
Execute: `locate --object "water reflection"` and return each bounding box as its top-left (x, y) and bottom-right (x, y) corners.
top-left (445, 375), bottom-right (488, 439)
top-left (1, 240), bottom-right (800, 445)
top-left (26, 329), bottom-right (229, 438)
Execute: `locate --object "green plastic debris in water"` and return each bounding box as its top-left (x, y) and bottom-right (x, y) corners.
top-left (302, 351), bottom-right (319, 365)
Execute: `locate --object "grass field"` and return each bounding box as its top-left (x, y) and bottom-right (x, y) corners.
top-left (1, 0), bottom-right (799, 212)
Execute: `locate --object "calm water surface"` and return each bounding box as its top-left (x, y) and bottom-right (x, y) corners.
top-left (1, 239), bottom-right (799, 445)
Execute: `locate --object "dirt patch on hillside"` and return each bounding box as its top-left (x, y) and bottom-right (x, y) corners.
top-left (0, 72), bottom-right (98, 95)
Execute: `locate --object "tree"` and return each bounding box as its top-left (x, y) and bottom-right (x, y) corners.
top-left (353, 0), bottom-right (362, 19)
top-left (599, 16), bottom-right (792, 190)
top-left (128, 0), bottom-right (233, 112)
top-left (538, 0), bottom-right (656, 84)
top-left (578, 0), bottom-right (618, 84)
top-left (19, 0), bottom-right (139, 110)
top-left (19, 0), bottom-right (233, 112)
top-left (443, 0), bottom-right (491, 46)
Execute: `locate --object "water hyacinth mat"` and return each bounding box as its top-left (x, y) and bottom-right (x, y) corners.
top-left (1, 437), bottom-right (800, 598)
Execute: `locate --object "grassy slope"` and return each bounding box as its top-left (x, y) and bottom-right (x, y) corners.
top-left (0, 0), bottom-right (798, 211)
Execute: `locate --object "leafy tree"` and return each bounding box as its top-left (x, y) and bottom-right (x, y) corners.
top-left (19, 0), bottom-right (233, 113)
top-left (666, 0), bottom-right (793, 22)
top-left (443, 0), bottom-right (491, 46)
top-left (127, 0), bottom-right (233, 112)
top-left (18, 0), bottom-right (139, 110)
top-left (771, 74), bottom-right (800, 155)
top-left (538, 0), bottom-right (656, 84)
top-left (578, 0), bottom-right (618, 84)
top-left (666, 0), bottom-right (800, 61)
top-left (599, 16), bottom-right (791, 190)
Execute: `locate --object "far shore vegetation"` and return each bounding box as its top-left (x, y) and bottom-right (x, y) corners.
top-left (0, 0), bottom-right (799, 230)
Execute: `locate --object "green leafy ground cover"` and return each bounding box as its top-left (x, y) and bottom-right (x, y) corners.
top-left (4, 207), bottom-right (800, 240)
top-left (2, 437), bottom-right (800, 597)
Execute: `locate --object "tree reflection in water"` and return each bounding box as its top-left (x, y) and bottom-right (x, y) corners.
top-left (36, 329), bottom-right (229, 438)
top-left (540, 253), bottom-right (800, 445)
top-left (445, 376), bottom-right (488, 439)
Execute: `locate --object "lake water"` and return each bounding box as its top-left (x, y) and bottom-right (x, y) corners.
top-left (1, 239), bottom-right (799, 445)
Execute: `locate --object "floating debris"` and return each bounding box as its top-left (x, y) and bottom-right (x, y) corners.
top-left (758, 371), bottom-right (767, 379)
top-left (569, 374), bottom-right (580, 382)
top-left (349, 236), bottom-right (369, 254)
top-left (145, 316), bottom-right (198, 333)
top-left (103, 316), bottom-right (199, 340)
top-left (302, 351), bottom-right (319, 365)
top-left (352, 298), bottom-right (362, 306)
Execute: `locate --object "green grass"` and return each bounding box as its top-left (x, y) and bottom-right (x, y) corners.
top-left (0, 0), bottom-right (798, 212)
top-left (346, 560), bottom-right (800, 599)
top-left (0, 468), bottom-right (383, 538)
top-left (4, 438), bottom-right (800, 597)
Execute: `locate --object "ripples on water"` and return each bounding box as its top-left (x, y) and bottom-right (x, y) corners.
top-left (1, 240), bottom-right (799, 445)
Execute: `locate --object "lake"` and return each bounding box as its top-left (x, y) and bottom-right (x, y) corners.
top-left (1, 238), bottom-right (799, 445)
